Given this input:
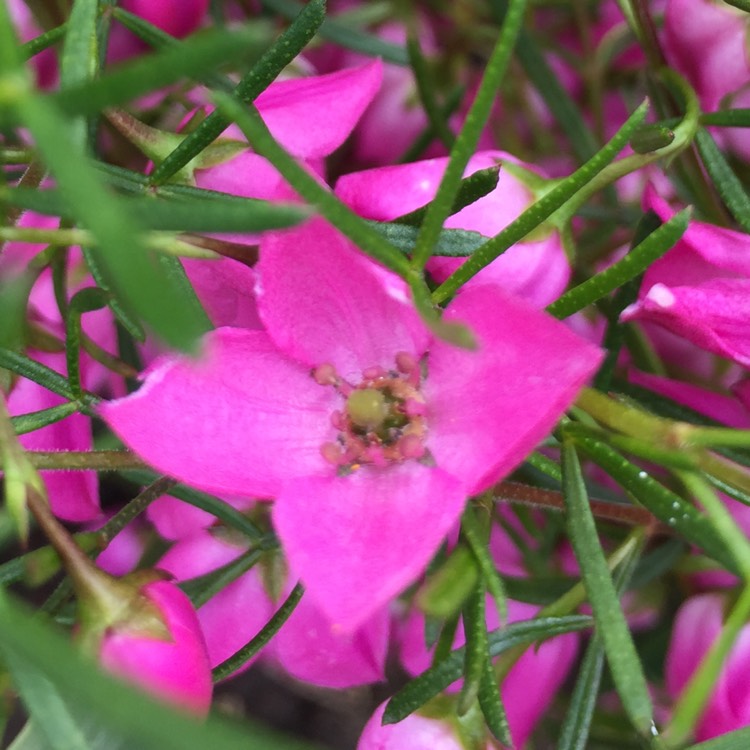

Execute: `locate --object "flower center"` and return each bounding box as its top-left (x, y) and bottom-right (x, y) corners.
top-left (313, 354), bottom-right (429, 470)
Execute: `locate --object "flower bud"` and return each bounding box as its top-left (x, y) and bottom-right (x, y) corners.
top-left (96, 579), bottom-right (213, 714)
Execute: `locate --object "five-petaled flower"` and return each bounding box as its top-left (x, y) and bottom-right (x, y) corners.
top-left (101, 218), bottom-right (602, 630)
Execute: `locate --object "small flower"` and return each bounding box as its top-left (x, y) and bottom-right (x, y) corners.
top-left (101, 218), bottom-right (601, 630)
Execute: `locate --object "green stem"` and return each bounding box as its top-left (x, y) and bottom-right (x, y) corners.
top-left (410, 0), bottom-right (527, 270)
top-left (211, 583), bottom-right (304, 681)
top-left (0, 227), bottom-right (216, 257)
top-left (99, 477), bottom-right (177, 543)
top-left (27, 450), bottom-right (146, 471)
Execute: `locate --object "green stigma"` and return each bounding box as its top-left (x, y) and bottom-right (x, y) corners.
top-left (346, 388), bottom-right (388, 430)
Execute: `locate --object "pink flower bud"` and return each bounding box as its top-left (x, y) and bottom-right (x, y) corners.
top-left (98, 580), bottom-right (213, 714)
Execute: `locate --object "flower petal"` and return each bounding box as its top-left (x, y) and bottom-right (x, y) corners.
top-left (273, 463), bottom-right (466, 631)
top-left (425, 284), bottom-right (602, 494)
top-left (100, 328), bottom-right (338, 498)
top-left (257, 217), bottom-right (430, 378)
top-left (272, 597), bottom-right (389, 688)
top-left (253, 60), bottom-right (382, 159)
top-left (622, 279), bottom-right (750, 368)
top-left (182, 257), bottom-right (262, 330)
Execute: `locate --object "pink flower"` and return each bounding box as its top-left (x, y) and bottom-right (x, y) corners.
top-left (335, 152), bottom-right (570, 307)
top-left (101, 217), bottom-right (601, 630)
top-left (666, 592), bottom-right (750, 741)
top-left (98, 579), bottom-right (213, 714)
top-left (621, 186), bottom-right (750, 369)
top-left (358, 701), bottom-right (492, 750)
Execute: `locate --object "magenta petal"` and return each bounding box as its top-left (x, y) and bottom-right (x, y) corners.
top-left (257, 218), bottom-right (430, 377)
top-left (622, 279), bottom-right (750, 368)
top-left (100, 328), bottom-right (338, 498)
top-left (182, 258), bottom-right (262, 329)
top-left (426, 285), bottom-right (603, 494)
top-left (273, 463), bottom-right (466, 631)
top-left (272, 597), bottom-right (389, 688)
top-left (254, 61), bottom-right (382, 159)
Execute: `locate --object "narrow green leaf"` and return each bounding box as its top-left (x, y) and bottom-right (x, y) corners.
top-left (53, 28), bottom-right (266, 116)
top-left (65, 288), bottom-right (110, 400)
top-left (213, 92), bottom-right (410, 276)
top-left (393, 166), bottom-right (501, 227)
top-left (21, 24), bottom-right (67, 61)
top-left (547, 208), bottom-right (690, 319)
top-left (695, 128), bottom-right (750, 232)
top-left (411, 0), bottom-right (527, 269)
top-left (110, 7), bottom-right (240, 92)
top-left (382, 614), bottom-right (592, 724)
top-left (512, 26), bottom-right (600, 162)
top-left (0, 1), bottom-right (25, 79)
top-left (678, 471), bottom-right (750, 579)
top-left (571, 429), bottom-right (737, 574)
top-left (261, 0), bottom-right (409, 65)
top-left (557, 528), bottom-right (643, 750)
top-left (181, 548), bottom-right (263, 608)
top-left (17, 94), bottom-right (211, 351)
top-left (594, 210), bottom-right (663, 390)
top-left (459, 584), bottom-right (487, 713)
top-left (149, 0), bottom-right (326, 186)
top-left (701, 109), bottom-right (750, 128)
top-left (59, 0), bottom-right (98, 150)
top-left (2, 650), bottom-right (94, 750)
top-left (369, 222), bottom-right (486, 257)
top-left (462, 508), bottom-right (507, 624)
top-left (212, 583), bottom-right (304, 681)
top-left (0, 588), bottom-right (324, 750)
top-left (5, 186), bottom-right (307, 232)
top-left (686, 727), bottom-right (750, 750)
top-left (11, 403), bottom-right (80, 435)
top-left (561, 441), bottom-right (653, 734)
top-left (81, 247), bottom-right (145, 342)
top-left (0, 348), bottom-right (76, 401)
top-left (478, 651), bottom-right (512, 745)
top-left (557, 633), bottom-right (606, 750)
top-left (433, 100), bottom-right (650, 303)
top-left (419, 544), bottom-right (479, 618)
top-left (407, 34), bottom-right (454, 150)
